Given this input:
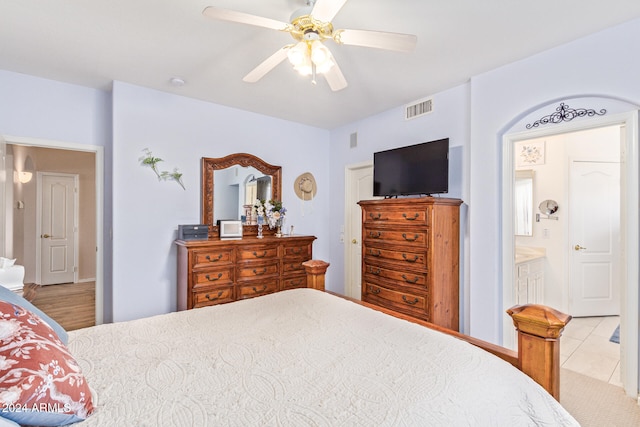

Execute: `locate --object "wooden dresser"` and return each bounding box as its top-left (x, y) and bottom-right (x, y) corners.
top-left (175, 235), bottom-right (316, 310)
top-left (358, 197), bottom-right (462, 330)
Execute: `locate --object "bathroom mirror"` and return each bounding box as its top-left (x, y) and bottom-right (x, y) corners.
top-left (514, 170), bottom-right (534, 236)
top-left (539, 199), bottom-right (559, 216)
top-left (201, 153), bottom-right (282, 230)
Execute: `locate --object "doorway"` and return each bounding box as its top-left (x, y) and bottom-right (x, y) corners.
top-left (343, 161), bottom-right (377, 299)
top-left (502, 111), bottom-right (639, 399)
top-left (1, 136), bottom-right (104, 325)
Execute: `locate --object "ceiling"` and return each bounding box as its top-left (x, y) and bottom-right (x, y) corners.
top-left (2, 0), bottom-right (640, 129)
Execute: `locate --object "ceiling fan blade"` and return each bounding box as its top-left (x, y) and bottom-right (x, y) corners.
top-left (323, 60), bottom-right (348, 92)
top-left (311, 0), bottom-right (348, 23)
top-left (335, 29), bottom-right (417, 53)
top-left (202, 6), bottom-right (291, 31)
top-left (243, 46), bottom-right (292, 83)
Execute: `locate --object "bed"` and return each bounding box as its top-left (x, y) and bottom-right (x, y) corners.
top-left (0, 282), bottom-right (578, 426)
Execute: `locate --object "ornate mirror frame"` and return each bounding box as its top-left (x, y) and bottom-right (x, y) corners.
top-left (201, 153), bottom-right (282, 234)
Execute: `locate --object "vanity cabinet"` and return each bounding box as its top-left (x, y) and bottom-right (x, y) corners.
top-left (358, 198), bottom-right (462, 331)
top-left (515, 258), bottom-right (545, 305)
top-left (176, 235), bottom-right (315, 310)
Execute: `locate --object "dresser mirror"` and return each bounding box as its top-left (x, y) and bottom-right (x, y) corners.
top-left (201, 153), bottom-right (282, 231)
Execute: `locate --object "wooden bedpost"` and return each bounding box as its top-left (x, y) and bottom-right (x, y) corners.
top-left (507, 304), bottom-right (571, 400)
top-left (302, 260), bottom-right (330, 291)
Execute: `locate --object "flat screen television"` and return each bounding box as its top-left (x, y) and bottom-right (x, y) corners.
top-left (373, 138), bottom-right (449, 197)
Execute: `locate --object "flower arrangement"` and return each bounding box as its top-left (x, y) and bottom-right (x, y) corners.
top-left (253, 199), bottom-right (286, 229)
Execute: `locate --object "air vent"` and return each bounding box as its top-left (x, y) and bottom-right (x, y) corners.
top-left (405, 98), bottom-right (433, 120)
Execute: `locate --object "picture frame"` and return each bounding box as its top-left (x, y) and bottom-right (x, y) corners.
top-left (515, 140), bottom-right (545, 167)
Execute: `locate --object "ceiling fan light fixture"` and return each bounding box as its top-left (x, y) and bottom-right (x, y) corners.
top-left (287, 41), bottom-right (308, 66)
top-left (310, 40), bottom-right (331, 66)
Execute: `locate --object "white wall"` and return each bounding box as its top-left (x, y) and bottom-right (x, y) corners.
top-left (111, 82), bottom-right (331, 321)
top-left (469, 18), bottom-right (640, 342)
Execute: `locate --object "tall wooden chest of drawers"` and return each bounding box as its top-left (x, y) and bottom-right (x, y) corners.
top-left (176, 235), bottom-right (315, 310)
top-left (358, 198), bottom-right (462, 330)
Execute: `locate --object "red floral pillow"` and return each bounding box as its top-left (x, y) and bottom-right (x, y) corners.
top-left (0, 301), bottom-right (93, 426)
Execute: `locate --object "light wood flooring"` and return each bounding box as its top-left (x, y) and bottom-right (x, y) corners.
top-left (23, 282), bottom-right (95, 331)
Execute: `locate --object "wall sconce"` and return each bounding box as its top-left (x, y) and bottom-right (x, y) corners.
top-left (17, 155), bottom-right (34, 184)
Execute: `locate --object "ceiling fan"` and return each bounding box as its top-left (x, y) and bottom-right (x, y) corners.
top-left (202, 0), bottom-right (417, 91)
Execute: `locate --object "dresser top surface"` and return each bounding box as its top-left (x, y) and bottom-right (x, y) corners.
top-left (175, 235), bottom-right (316, 248)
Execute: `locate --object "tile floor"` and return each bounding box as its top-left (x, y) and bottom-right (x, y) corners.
top-left (560, 315), bottom-right (622, 387)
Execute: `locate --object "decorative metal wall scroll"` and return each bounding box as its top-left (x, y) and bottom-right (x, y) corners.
top-left (526, 102), bottom-right (607, 129)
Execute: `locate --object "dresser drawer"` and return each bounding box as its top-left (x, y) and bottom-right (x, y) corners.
top-left (282, 243), bottom-right (311, 259)
top-left (192, 286), bottom-right (235, 308)
top-left (237, 280), bottom-right (278, 299)
top-left (237, 246), bottom-right (278, 261)
top-left (363, 207), bottom-right (428, 226)
top-left (363, 245), bottom-right (427, 269)
top-left (192, 267), bottom-right (234, 288)
top-left (364, 263), bottom-right (427, 286)
top-left (363, 229), bottom-right (428, 247)
top-left (237, 260), bottom-right (279, 281)
top-left (283, 260), bottom-right (307, 274)
top-left (192, 248), bottom-right (233, 269)
top-left (362, 281), bottom-right (429, 320)
top-left (281, 274), bottom-right (307, 290)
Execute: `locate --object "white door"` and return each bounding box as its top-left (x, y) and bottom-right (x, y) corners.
top-left (344, 164), bottom-right (376, 299)
top-left (569, 160), bottom-right (620, 316)
top-left (39, 173), bottom-right (77, 285)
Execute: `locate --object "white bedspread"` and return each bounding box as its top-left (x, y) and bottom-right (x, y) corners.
top-left (68, 289), bottom-right (578, 426)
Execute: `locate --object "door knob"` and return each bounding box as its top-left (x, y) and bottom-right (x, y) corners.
top-left (41, 234), bottom-right (51, 239)
top-left (352, 239), bottom-right (357, 244)
top-left (574, 244), bottom-right (586, 251)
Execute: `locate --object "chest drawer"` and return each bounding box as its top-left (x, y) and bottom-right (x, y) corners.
top-left (237, 280), bottom-right (278, 299)
top-left (363, 281), bottom-right (429, 320)
top-left (237, 260), bottom-right (279, 281)
top-left (363, 207), bottom-right (428, 226)
top-left (364, 263), bottom-right (427, 286)
top-left (363, 229), bottom-right (428, 247)
top-left (237, 246), bottom-right (279, 261)
top-left (193, 267), bottom-right (234, 288)
top-left (192, 286), bottom-right (235, 308)
top-left (192, 248), bottom-right (233, 269)
top-left (363, 245), bottom-right (427, 269)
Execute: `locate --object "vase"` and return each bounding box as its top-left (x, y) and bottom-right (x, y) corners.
top-left (275, 223), bottom-right (282, 238)
top-left (257, 215), bottom-right (264, 239)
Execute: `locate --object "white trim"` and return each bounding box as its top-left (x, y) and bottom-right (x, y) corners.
top-left (2, 135), bottom-right (104, 326)
top-left (502, 110), bottom-right (639, 399)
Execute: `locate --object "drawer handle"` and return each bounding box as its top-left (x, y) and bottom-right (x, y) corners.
top-left (205, 254), bottom-right (223, 262)
top-left (369, 231), bottom-right (382, 239)
top-left (290, 279), bottom-right (303, 286)
top-left (369, 267), bottom-right (381, 275)
top-left (402, 295), bottom-right (419, 305)
top-left (402, 253), bottom-right (419, 263)
top-left (253, 268), bottom-right (268, 275)
top-left (401, 274), bottom-right (420, 284)
top-left (369, 249), bottom-right (382, 257)
top-left (291, 248), bottom-right (302, 254)
top-left (369, 212), bottom-right (383, 220)
top-left (402, 233), bottom-right (419, 242)
top-left (252, 285), bottom-right (268, 293)
top-left (205, 273), bottom-right (223, 282)
top-left (253, 251), bottom-right (268, 258)
top-left (368, 286), bottom-right (381, 294)
top-left (205, 291), bottom-right (223, 301)
top-left (402, 213), bottom-right (420, 221)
